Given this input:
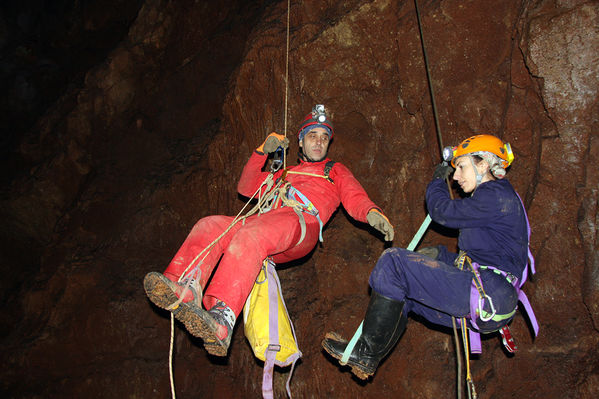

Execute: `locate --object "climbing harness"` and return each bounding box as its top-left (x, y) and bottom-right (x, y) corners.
top-left (259, 160), bottom-right (336, 246)
top-left (285, 184), bottom-right (325, 242)
top-left (453, 245), bottom-right (537, 399)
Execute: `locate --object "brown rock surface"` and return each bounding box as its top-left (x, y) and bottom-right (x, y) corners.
top-left (1, 0), bottom-right (598, 398)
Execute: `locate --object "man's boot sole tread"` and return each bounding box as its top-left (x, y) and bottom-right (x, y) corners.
top-left (144, 273), bottom-right (228, 357)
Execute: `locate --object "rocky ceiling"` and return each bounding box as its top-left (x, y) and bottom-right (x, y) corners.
top-left (1, 0), bottom-right (597, 398)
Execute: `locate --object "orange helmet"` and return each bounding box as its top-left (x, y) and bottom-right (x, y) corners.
top-left (449, 134), bottom-right (514, 169)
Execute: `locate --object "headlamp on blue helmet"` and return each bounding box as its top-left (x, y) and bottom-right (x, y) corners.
top-left (297, 104), bottom-right (335, 141)
top-left (313, 104), bottom-right (327, 122)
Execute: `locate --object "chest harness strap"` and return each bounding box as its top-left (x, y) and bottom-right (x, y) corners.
top-left (259, 161), bottom-right (336, 247)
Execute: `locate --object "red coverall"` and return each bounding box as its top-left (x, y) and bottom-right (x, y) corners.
top-left (163, 150), bottom-right (379, 316)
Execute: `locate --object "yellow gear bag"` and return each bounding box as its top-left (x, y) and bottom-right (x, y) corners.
top-left (243, 258), bottom-right (301, 398)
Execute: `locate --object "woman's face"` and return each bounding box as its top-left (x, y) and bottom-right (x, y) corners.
top-left (453, 155), bottom-right (484, 193)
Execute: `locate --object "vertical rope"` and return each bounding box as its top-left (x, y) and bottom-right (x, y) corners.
top-left (413, 0), bottom-right (453, 200)
top-left (413, 1), bottom-right (462, 398)
top-left (283, 0), bottom-right (291, 169)
top-left (414, 0), bottom-right (444, 154)
top-left (169, 314), bottom-right (176, 399)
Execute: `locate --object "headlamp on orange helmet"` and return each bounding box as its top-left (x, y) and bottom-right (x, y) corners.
top-left (443, 134), bottom-right (514, 179)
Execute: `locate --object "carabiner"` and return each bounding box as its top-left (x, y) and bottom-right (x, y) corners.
top-left (270, 146), bottom-right (284, 172)
top-left (478, 293), bottom-right (496, 322)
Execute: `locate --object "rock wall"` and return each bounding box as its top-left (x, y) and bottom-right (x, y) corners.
top-left (1, 0), bottom-right (597, 398)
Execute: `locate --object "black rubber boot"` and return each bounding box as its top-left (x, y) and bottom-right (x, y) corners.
top-left (322, 291), bottom-right (407, 379)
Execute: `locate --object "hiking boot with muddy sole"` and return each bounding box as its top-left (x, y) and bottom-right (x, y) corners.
top-left (183, 306), bottom-right (231, 357)
top-left (144, 272), bottom-right (230, 357)
top-left (143, 272), bottom-right (198, 327)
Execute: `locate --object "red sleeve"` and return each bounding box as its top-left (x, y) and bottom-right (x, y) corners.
top-left (237, 151), bottom-right (269, 197)
top-left (237, 151), bottom-right (286, 198)
top-left (331, 162), bottom-right (378, 222)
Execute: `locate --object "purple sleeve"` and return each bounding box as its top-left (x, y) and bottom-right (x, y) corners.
top-left (425, 179), bottom-right (498, 229)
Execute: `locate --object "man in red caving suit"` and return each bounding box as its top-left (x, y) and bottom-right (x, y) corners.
top-left (144, 105), bottom-right (394, 356)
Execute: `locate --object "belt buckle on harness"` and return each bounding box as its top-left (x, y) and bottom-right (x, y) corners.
top-left (505, 272), bottom-right (517, 285)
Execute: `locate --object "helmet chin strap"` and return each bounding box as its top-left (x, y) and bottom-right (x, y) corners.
top-left (470, 156), bottom-right (485, 189)
top-left (469, 156), bottom-right (495, 191)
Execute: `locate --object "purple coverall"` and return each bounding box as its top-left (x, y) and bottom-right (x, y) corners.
top-left (369, 178), bottom-right (529, 332)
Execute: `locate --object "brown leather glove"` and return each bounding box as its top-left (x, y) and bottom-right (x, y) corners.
top-left (256, 132), bottom-right (289, 154)
top-left (367, 208), bottom-right (394, 241)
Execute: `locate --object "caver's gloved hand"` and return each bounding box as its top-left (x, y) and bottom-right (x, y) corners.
top-left (256, 132), bottom-right (289, 154)
top-left (367, 208), bottom-right (394, 241)
top-left (432, 162), bottom-right (454, 180)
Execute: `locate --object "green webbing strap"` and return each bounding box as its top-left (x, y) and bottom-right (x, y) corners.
top-left (340, 322), bottom-right (362, 365)
top-left (406, 214), bottom-right (432, 252)
top-left (340, 214), bottom-right (433, 364)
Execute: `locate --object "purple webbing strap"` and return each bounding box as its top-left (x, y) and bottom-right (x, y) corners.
top-left (469, 329), bottom-right (482, 354)
top-left (457, 318), bottom-right (482, 354)
top-left (515, 192), bottom-right (539, 336)
top-left (518, 290), bottom-right (539, 337)
top-left (269, 261), bottom-right (301, 398)
top-left (262, 259), bottom-right (301, 399)
top-left (261, 260), bottom-right (280, 399)
top-left (468, 279), bottom-right (483, 354)
top-left (269, 260), bottom-right (302, 364)
top-left (515, 192), bottom-right (536, 285)
top-left (262, 351), bottom-right (276, 399)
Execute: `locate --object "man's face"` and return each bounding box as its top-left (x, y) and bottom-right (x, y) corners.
top-left (299, 127), bottom-right (330, 162)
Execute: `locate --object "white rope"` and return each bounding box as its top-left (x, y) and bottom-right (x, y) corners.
top-left (283, 0), bottom-right (291, 169)
top-left (165, 173), bottom-right (283, 397)
top-left (169, 314), bottom-right (176, 399)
